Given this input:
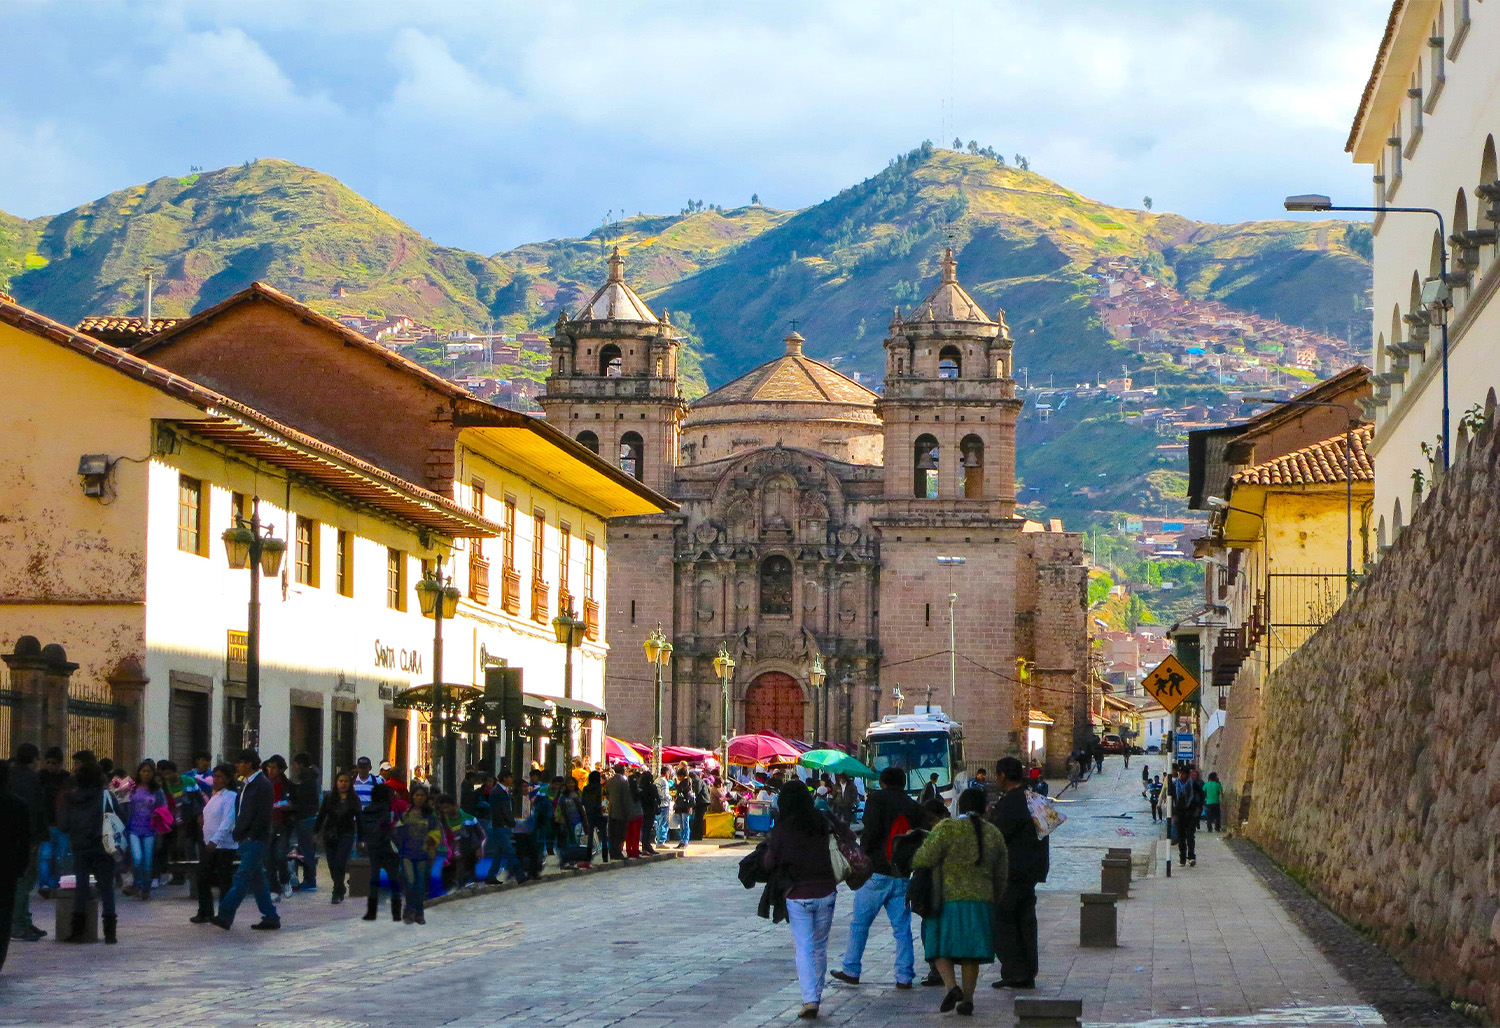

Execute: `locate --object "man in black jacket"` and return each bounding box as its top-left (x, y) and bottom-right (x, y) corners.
top-left (1172, 765), bottom-right (1205, 866)
top-left (7, 744), bottom-right (46, 943)
top-left (830, 766), bottom-right (921, 988)
top-left (0, 762), bottom-right (33, 971)
top-left (214, 750), bottom-right (280, 931)
top-left (990, 757), bottom-right (1048, 990)
top-left (482, 773), bottom-right (526, 884)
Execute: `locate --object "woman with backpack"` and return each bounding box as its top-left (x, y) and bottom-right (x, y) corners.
top-left (315, 772), bottom-right (362, 903)
top-left (122, 759), bottom-right (169, 900)
top-left (359, 783), bottom-right (402, 922)
top-left (910, 787), bottom-right (1008, 1017)
top-left (762, 780), bottom-right (838, 1020)
top-left (58, 763), bottom-right (119, 943)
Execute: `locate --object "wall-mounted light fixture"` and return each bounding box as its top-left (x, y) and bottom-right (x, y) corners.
top-left (77, 454), bottom-right (113, 498)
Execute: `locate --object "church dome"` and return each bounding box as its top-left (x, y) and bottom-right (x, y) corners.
top-left (571, 247), bottom-right (659, 324)
top-left (683, 331), bottom-right (883, 466)
top-left (904, 248), bottom-right (1003, 328)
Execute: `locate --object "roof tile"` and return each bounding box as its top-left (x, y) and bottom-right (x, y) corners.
top-left (1231, 424), bottom-right (1375, 487)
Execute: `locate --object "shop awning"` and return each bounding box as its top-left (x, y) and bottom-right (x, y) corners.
top-left (522, 692), bottom-right (607, 721)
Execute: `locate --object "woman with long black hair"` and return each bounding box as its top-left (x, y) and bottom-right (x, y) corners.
top-left (314, 772), bottom-right (361, 903)
top-left (910, 787), bottom-right (1008, 1017)
top-left (762, 779), bottom-right (837, 1019)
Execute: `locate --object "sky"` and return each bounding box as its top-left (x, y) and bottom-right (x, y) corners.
top-left (1, 0), bottom-right (1386, 254)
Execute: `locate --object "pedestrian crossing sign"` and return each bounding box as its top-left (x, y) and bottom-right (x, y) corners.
top-left (1140, 655), bottom-right (1199, 714)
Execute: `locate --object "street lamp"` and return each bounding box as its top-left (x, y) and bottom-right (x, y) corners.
top-left (417, 557), bottom-right (460, 795)
top-left (808, 652), bottom-right (826, 745)
top-left (643, 624), bottom-right (673, 777)
top-left (1283, 194), bottom-right (1452, 468)
top-left (221, 497), bottom-right (286, 753)
top-left (1243, 395), bottom-right (1362, 586)
top-left (936, 555), bottom-right (966, 720)
top-left (713, 645), bottom-right (736, 776)
top-left (552, 607), bottom-right (586, 766)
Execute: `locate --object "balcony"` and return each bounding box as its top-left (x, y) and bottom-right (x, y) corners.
top-left (531, 579), bottom-right (551, 624)
top-left (583, 598), bottom-right (600, 641)
top-left (557, 589), bottom-right (573, 619)
top-left (501, 566), bottom-right (521, 616)
top-left (1211, 627), bottom-right (1247, 689)
top-left (469, 554), bottom-right (490, 605)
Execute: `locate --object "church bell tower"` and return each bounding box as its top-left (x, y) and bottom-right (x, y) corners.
top-left (538, 247), bottom-right (689, 495)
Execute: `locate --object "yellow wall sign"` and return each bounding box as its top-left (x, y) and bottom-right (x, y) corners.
top-left (1141, 654), bottom-right (1199, 714)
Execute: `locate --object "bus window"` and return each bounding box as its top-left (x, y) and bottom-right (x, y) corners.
top-left (865, 732), bottom-right (954, 794)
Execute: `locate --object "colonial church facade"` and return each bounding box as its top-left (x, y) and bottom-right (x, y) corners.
top-left (539, 248), bottom-right (1092, 771)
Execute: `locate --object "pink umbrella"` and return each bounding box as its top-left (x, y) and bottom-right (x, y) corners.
top-left (660, 745), bottom-right (718, 765)
top-left (605, 737), bottom-right (646, 766)
top-left (727, 734), bottom-right (802, 765)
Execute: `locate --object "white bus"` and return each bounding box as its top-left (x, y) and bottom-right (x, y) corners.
top-left (860, 706), bottom-right (967, 803)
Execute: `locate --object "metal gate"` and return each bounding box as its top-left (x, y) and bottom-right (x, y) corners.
top-left (1266, 571), bottom-right (1349, 672)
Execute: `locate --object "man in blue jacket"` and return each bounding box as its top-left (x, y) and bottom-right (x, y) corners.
top-left (213, 750), bottom-right (280, 931)
top-left (830, 766), bottom-right (921, 989)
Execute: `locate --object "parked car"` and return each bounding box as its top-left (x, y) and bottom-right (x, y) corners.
top-left (1100, 734), bottom-right (1129, 755)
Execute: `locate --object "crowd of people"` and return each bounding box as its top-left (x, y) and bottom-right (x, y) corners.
top-left (0, 741), bottom-right (740, 971)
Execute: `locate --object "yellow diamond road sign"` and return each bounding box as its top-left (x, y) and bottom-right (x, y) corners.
top-left (1141, 654), bottom-right (1199, 714)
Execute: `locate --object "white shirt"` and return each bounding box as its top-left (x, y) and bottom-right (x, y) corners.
top-left (202, 789), bottom-right (239, 850)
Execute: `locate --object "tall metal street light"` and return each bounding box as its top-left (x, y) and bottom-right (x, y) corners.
top-left (221, 497), bottom-right (286, 753)
top-left (713, 645), bottom-right (736, 778)
top-left (1284, 194), bottom-right (1452, 468)
top-left (643, 624), bottom-right (673, 778)
top-left (1243, 395), bottom-right (1362, 587)
top-left (417, 556), bottom-right (460, 796)
top-left (808, 652), bottom-right (827, 745)
top-left (936, 555), bottom-right (967, 720)
top-left (552, 607), bottom-right (586, 765)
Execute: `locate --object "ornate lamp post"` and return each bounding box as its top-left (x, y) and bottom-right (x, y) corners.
top-left (221, 497), bottom-right (286, 752)
top-left (808, 652), bottom-right (826, 745)
top-left (643, 624), bottom-right (673, 778)
top-left (713, 645), bottom-right (736, 777)
top-left (416, 556), bottom-right (460, 796)
top-left (552, 607), bottom-right (586, 765)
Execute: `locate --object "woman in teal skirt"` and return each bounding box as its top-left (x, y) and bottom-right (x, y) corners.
top-left (910, 787), bottom-right (1008, 1016)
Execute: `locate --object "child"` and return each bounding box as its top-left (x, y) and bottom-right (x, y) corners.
top-left (1148, 775), bottom-right (1163, 823)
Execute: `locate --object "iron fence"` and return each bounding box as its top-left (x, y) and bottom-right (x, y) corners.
top-left (1265, 570), bottom-right (1349, 672)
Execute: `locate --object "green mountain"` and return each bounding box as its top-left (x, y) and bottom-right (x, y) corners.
top-left (0, 149), bottom-right (1371, 526)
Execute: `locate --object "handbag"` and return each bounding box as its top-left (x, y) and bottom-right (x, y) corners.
top-left (907, 865), bottom-right (943, 918)
top-left (1026, 790), bottom-right (1066, 838)
top-left (101, 793), bottom-right (126, 857)
top-left (827, 834), bottom-right (850, 883)
top-left (151, 802), bottom-right (176, 836)
top-left (827, 817), bottom-right (872, 890)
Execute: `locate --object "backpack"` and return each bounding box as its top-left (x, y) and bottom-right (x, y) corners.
top-left (884, 813), bottom-right (913, 866)
top-left (100, 793), bottom-right (126, 857)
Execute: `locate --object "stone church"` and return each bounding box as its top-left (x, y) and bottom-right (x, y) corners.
top-left (539, 248), bottom-right (1092, 771)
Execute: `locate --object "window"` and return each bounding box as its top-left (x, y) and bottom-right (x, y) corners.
top-left (1407, 73), bottom-right (1423, 153)
top-left (960, 435), bottom-right (985, 498)
top-left (759, 555), bottom-right (793, 616)
top-left (335, 529), bottom-right (353, 597)
top-left (387, 548), bottom-right (406, 610)
top-left (503, 499), bottom-right (517, 570)
top-left (1387, 135), bottom-right (1403, 195)
top-left (913, 434), bottom-right (940, 498)
top-left (1428, 15), bottom-right (1446, 101)
top-left (576, 430), bottom-right (599, 454)
top-left (584, 533), bottom-right (596, 599)
top-left (294, 516), bottom-right (319, 586)
top-left (620, 432), bottom-right (644, 480)
top-left (600, 343), bottom-right (622, 377)
top-left (558, 523), bottom-right (572, 609)
top-left (177, 475), bottom-right (206, 555)
top-left (532, 510), bottom-right (546, 577)
top-left (230, 491), bottom-right (248, 528)
top-left (938, 345), bottom-right (961, 379)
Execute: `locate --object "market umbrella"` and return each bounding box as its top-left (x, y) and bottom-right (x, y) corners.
top-left (659, 745), bottom-right (718, 766)
top-left (727, 734), bottom-right (802, 765)
top-left (605, 737), bottom-right (646, 767)
top-left (798, 748), bottom-right (877, 779)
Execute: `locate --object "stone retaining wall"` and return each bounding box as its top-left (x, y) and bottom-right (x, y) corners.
top-left (1245, 404), bottom-right (1500, 1018)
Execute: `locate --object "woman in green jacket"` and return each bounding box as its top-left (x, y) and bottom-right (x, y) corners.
top-left (910, 787), bottom-right (1007, 1017)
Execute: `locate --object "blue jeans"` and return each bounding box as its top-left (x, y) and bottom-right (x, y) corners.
top-left (839, 873), bottom-right (915, 984)
top-left (219, 838), bottom-right (278, 926)
top-left (295, 818), bottom-right (318, 885)
top-left (485, 826), bottom-right (523, 881)
top-left (655, 809), bottom-right (669, 846)
top-left (786, 893), bottom-right (837, 1004)
top-left (127, 833), bottom-right (156, 890)
top-left (400, 857), bottom-right (430, 913)
top-left (39, 828), bottom-right (71, 889)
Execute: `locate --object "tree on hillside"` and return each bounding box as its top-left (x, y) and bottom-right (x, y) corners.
top-left (1015, 154), bottom-right (1030, 171)
top-left (1143, 196), bottom-right (1154, 211)
top-left (967, 140), bottom-right (979, 154)
top-left (751, 193), bottom-right (760, 205)
top-left (953, 137), bottom-right (963, 149)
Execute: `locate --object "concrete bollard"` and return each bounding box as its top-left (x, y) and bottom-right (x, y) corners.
top-left (1080, 892), bottom-right (1118, 948)
top-left (1101, 855), bottom-right (1132, 899)
top-left (54, 886), bottom-right (99, 943)
top-left (1106, 847), bottom-right (1131, 859)
top-left (1014, 997), bottom-right (1084, 1027)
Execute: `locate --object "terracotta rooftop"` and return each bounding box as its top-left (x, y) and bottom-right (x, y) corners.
top-left (691, 332), bottom-right (879, 410)
top-left (1231, 424), bottom-right (1375, 487)
top-left (76, 315), bottom-right (181, 337)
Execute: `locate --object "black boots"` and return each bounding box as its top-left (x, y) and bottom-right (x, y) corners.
top-left (363, 892), bottom-right (379, 921)
top-left (63, 913), bottom-right (87, 943)
top-left (391, 894), bottom-right (402, 922)
top-left (102, 915), bottom-right (117, 944)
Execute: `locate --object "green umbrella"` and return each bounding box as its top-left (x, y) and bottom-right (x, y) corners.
top-left (798, 749), bottom-right (877, 779)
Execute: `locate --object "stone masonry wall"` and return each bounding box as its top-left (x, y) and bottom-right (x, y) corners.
top-left (1245, 410), bottom-right (1500, 1018)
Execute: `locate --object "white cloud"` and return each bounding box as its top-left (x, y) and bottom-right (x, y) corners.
top-left (143, 28), bottom-right (339, 116)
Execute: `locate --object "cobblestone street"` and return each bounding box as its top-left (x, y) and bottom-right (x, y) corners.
top-left (0, 765), bottom-right (1453, 1027)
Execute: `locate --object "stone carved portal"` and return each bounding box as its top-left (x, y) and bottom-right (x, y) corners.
top-left (743, 671), bottom-right (804, 739)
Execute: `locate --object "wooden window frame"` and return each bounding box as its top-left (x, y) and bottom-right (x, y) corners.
top-left (387, 548), bottom-right (406, 611)
top-left (178, 474), bottom-right (207, 555)
top-left (335, 529), bottom-right (353, 597)
top-left (295, 515), bottom-right (319, 587)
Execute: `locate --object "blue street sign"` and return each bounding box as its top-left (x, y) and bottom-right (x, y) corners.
top-left (1174, 732), bottom-right (1196, 762)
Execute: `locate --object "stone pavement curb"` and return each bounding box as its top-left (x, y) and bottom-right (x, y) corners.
top-left (427, 849), bottom-right (683, 908)
top-left (1227, 837), bottom-right (1475, 1027)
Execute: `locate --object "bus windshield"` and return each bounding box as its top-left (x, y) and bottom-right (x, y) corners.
top-left (865, 732), bottom-right (953, 794)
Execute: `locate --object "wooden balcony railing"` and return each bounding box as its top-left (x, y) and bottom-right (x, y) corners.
top-left (469, 554), bottom-right (490, 605)
top-left (501, 566), bottom-right (521, 616)
top-left (583, 597), bottom-right (600, 641)
top-left (531, 579), bottom-right (551, 624)
top-left (557, 589), bottom-right (573, 619)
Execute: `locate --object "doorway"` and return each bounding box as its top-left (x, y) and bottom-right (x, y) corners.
top-left (168, 687), bottom-right (209, 768)
top-left (743, 671), bottom-right (805, 739)
top-left (290, 704), bottom-right (324, 767)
